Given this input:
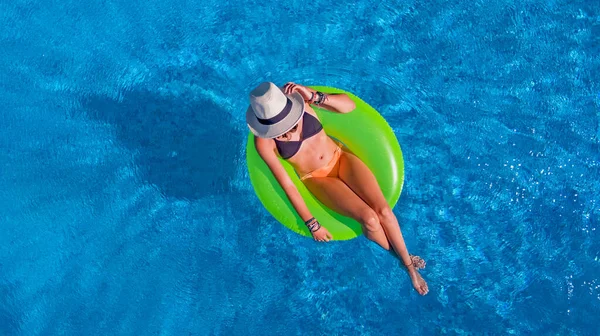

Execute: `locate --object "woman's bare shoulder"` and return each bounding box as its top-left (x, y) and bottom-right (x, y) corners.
top-left (255, 136), bottom-right (276, 155)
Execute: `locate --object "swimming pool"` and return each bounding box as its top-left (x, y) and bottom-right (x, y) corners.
top-left (1, 0), bottom-right (598, 334)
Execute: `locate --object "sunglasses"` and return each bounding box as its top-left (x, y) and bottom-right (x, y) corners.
top-left (288, 124), bottom-right (299, 133)
top-left (278, 123), bottom-right (299, 140)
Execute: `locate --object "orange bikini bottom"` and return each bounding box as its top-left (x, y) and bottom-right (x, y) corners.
top-left (300, 142), bottom-right (343, 181)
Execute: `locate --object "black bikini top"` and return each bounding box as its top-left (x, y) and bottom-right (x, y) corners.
top-left (275, 113), bottom-right (323, 159)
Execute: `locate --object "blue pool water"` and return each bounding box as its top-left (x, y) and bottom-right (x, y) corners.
top-left (1, 0), bottom-right (599, 334)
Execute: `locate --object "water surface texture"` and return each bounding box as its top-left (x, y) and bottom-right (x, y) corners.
top-left (1, 0), bottom-right (599, 335)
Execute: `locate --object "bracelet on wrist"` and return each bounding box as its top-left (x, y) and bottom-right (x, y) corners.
top-left (314, 91), bottom-right (324, 105)
top-left (304, 217), bottom-right (321, 232)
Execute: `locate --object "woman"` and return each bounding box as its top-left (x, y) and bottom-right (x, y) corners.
top-left (246, 81), bottom-right (429, 295)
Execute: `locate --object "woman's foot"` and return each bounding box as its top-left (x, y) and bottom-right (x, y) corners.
top-left (408, 269), bottom-right (429, 295)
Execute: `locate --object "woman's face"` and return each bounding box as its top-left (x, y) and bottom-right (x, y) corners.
top-left (275, 123), bottom-right (299, 141)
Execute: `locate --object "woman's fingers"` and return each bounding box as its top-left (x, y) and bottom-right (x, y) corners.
top-left (311, 228), bottom-right (333, 243)
top-left (284, 82), bottom-right (295, 94)
top-left (314, 235), bottom-right (329, 242)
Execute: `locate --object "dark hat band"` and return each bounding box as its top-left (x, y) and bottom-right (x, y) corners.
top-left (257, 98), bottom-right (293, 125)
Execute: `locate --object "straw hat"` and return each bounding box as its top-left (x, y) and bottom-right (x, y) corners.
top-left (246, 82), bottom-right (305, 138)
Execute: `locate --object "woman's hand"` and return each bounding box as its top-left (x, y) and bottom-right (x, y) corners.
top-left (283, 82), bottom-right (314, 102)
top-left (311, 225), bottom-right (333, 242)
top-left (306, 218), bottom-right (333, 242)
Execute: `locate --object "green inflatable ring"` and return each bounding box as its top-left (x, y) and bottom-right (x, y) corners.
top-left (245, 86), bottom-right (404, 240)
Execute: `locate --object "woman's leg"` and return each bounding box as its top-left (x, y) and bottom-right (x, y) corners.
top-left (303, 177), bottom-right (390, 250)
top-left (337, 151), bottom-right (429, 295)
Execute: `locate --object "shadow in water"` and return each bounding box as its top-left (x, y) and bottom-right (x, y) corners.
top-left (84, 86), bottom-right (242, 201)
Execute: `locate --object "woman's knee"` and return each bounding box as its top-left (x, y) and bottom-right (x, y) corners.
top-left (375, 205), bottom-right (395, 222)
top-left (358, 208), bottom-right (382, 233)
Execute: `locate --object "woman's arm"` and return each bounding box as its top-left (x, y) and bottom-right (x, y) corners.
top-left (255, 137), bottom-right (333, 242)
top-left (307, 89), bottom-right (356, 114)
top-left (283, 82), bottom-right (356, 114)
top-left (255, 137), bottom-right (313, 222)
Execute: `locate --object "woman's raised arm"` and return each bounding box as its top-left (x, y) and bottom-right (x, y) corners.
top-left (283, 82), bottom-right (356, 114)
